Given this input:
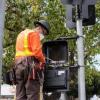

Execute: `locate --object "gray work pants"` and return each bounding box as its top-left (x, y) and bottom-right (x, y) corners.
top-left (15, 62), bottom-right (40, 100)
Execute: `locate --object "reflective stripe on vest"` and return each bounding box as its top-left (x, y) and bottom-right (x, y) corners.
top-left (15, 29), bottom-right (34, 57)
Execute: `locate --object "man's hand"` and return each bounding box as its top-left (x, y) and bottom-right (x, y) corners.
top-left (34, 62), bottom-right (45, 70)
top-left (40, 62), bottom-right (45, 70)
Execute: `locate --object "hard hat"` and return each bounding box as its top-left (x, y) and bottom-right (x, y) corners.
top-left (34, 20), bottom-right (50, 34)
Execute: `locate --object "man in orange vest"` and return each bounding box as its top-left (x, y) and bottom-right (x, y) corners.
top-left (15, 20), bottom-right (50, 100)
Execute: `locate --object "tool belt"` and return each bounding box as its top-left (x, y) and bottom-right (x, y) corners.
top-left (3, 67), bottom-right (17, 85)
top-left (15, 56), bottom-right (44, 81)
top-left (3, 56), bottom-right (44, 85)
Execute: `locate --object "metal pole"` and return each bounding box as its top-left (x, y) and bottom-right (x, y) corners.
top-left (0, 0), bottom-right (6, 95)
top-left (76, 6), bottom-right (86, 100)
top-left (59, 91), bottom-right (67, 100)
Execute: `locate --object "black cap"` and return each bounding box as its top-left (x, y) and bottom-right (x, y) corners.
top-left (34, 20), bottom-right (50, 34)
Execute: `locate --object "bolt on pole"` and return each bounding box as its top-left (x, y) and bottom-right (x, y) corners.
top-left (0, 0), bottom-right (6, 95)
top-left (76, 4), bottom-right (86, 100)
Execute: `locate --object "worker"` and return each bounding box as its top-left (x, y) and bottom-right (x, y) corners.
top-left (14, 20), bottom-right (50, 100)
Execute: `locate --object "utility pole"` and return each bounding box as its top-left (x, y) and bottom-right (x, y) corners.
top-left (59, 91), bottom-right (67, 100)
top-left (76, 3), bottom-right (86, 100)
top-left (61, 0), bottom-right (96, 99)
top-left (0, 0), bottom-right (6, 95)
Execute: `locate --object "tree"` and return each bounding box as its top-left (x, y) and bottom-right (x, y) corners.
top-left (85, 67), bottom-right (100, 96)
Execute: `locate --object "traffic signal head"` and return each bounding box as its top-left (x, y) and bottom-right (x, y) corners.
top-left (62, 0), bottom-right (96, 28)
top-left (61, 0), bottom-right (73, 5)
top-left (61, 0), bottom-right (96, 5)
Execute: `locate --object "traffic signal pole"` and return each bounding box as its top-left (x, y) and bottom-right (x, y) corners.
top-left (76, 5), bottom-right (86, 100)
top-left (0, 0), bottom-right (6, 95)
top-left (61, 0), bottom-right (96, 99)
top-left (59, 91), bottom-right (67, 100)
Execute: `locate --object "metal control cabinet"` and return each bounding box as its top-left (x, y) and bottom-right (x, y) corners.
top-left (43, 67), bottom-right (69, 92)
top-left (43, 40), bottom-right (69, 92)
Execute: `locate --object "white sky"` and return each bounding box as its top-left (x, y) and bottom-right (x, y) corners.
top-left (93, 54), bottom-right (100, 71)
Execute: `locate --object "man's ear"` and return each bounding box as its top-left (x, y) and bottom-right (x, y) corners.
top-left (38, 26), bottom-right (43, 31)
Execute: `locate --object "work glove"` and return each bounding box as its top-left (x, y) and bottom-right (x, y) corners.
top-left (35, 62), bottom-right (45, 70)
top-left (40, 62), bottom-right (45, 70)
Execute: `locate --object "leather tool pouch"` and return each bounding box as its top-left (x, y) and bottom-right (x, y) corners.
top-left (3, 68), bottom-right (17, 85)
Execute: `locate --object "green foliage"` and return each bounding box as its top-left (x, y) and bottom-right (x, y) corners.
top-left (84, 3), bottom-right (100, 64)
top-left (85, 67), bottom-right (100, 96)
top-left (3, 45), bottom-right (15, 73)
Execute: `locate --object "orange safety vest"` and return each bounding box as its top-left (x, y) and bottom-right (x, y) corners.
top-left (15, 29), bottom-right (45, 63)
top-left (15, 29), bottom-right (34, 57)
